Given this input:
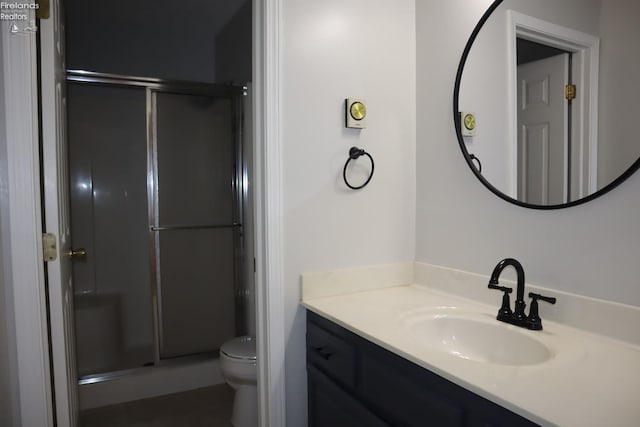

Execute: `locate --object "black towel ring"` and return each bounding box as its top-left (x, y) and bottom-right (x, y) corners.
top-left (469, 153), bottom-right (482, 173)
top-left (343, 147), bottom-right (375, 190)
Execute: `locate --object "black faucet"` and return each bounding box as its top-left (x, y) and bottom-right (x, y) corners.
top-left (487, 258), bottom-right (556, 330)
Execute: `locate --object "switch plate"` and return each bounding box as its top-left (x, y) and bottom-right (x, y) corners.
top-left (460, 111), bottom-right (476, 137)
top-left (345, 98), bottom-right (367, 129)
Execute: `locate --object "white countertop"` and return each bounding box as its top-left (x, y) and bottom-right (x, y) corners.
top-left (302, 283), bottom-right (640, 427)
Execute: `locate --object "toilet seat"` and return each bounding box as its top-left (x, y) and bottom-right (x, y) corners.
top-left (221, 336), bottom-right (256, 361)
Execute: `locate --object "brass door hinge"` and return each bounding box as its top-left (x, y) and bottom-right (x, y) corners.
top-left (36, 0), bottom-right (50, 19)
top-left (43, 233), bottom-right (57, 262)
top-left (565, 84), bottom-right (576, 101)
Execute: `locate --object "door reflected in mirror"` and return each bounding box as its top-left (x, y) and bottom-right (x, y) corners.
top-left (517, 39), bottom-right (572, 205)
top-left (455, 0), bottom-right (640, 208)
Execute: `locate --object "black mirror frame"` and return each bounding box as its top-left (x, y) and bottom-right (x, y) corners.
top-left (453, 0), bottom-right (640, 210)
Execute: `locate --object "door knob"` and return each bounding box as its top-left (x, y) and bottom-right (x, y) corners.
top-left (66, 248), bottom-right (87, 261)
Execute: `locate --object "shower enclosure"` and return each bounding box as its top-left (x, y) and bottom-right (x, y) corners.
top-left (66, 70), bottom-right (248, 380)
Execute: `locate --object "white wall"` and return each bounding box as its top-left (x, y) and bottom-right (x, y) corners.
top-left (416, 0), bottom-right (640, 307)
top-left (281, 0), bottom-right (416, 424)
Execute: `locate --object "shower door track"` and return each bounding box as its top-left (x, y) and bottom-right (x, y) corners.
top-left (67, 70), bottom-right (247, 382)
top-left (150, 223), bottom-right (242, 232)
top-left (77, 352), bottom-right (218, 386)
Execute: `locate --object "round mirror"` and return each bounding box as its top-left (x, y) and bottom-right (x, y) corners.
top-left (454, 0), bottom-right (640, 209)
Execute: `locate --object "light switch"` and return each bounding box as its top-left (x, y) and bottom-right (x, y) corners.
top-left (345, 98), bottom-right (367, 129)
top-left (460, 111), bottom-right (476, 137)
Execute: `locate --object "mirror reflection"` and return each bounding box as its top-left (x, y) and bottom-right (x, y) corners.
top-left (458, 0), bottom-right (640, 206)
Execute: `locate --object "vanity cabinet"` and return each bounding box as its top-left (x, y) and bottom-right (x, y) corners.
top-left (306, 311), bottom-right (539, 427)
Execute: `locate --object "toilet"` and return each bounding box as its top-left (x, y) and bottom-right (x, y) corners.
top-left (220, 336), bottom-right (258, 427)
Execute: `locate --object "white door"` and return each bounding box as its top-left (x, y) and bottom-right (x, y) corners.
top-left (40, 1), bottom-right (79, 426)
top-left (517, 53), bottom-right (569, 205)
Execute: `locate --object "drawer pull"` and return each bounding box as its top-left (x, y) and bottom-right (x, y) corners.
top-left (313, 346), bottom-right (333, 360)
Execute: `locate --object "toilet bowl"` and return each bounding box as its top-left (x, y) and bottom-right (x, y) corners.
top-left (220, 336), bottom-right (257, 427)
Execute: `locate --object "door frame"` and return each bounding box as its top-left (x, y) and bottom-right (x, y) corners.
top-left (1, 12), bottom-right (55, 427)
top-left (1, 0), bottom-right (286, 425)
top-left (252, 0), bottom-right (287, 425)
top-left (507, 10), bottom-right (600, 199)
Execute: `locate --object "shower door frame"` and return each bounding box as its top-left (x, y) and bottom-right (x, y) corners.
top-left (147, 83), bottom-right (247, 362)
top-left (66, 70), bottom-right (247, 379)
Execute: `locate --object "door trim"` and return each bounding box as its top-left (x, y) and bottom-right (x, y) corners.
top-left (507, 10), bottom-right (600, 198)
top-left (1, 15), bottom-right (54, 427)
top-left (253, 0), bottom-right (287, 426)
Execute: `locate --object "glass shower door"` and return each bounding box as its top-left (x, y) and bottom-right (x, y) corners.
top-left (151, 91), bottom-right (241, 359)
top-left (67, 83), bottom-right (154, 376)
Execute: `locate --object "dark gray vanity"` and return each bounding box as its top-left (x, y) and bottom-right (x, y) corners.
top-left (306, 311), bottom-right (538, 427)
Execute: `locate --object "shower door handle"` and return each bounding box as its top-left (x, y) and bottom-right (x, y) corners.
top-left (66, 248), bottom-right (87, 261)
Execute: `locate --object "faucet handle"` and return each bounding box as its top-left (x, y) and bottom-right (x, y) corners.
top-left (488, 283), bottom-right (512, 293)
top-left (529, 292), bottom-right (556, 305)
top-left (488, 284), bottom-right (513, 319)
top-left (526, 292), bottom-right (557, 330)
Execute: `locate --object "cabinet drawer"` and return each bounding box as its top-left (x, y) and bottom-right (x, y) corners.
top-left (307, 319), bottom-right (356, 389)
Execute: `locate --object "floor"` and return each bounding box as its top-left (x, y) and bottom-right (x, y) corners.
top-left (79, 384), bottom-right (234, 427)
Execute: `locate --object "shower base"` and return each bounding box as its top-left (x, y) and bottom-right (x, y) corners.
top-left (78, 355), bottom-right (224, 410)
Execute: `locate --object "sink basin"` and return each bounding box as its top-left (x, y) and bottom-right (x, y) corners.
top-left (405, 312), bottom-right (553, 366)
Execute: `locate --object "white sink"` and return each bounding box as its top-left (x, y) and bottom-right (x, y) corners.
top-left (405, 311), bottom-right (553, 366)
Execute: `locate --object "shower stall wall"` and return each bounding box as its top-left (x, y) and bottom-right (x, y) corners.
top-left (66, 71), bottom-right (247, 380)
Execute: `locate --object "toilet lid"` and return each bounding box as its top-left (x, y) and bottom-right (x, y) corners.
top-left (221, 336), bottom-right (256, 361)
